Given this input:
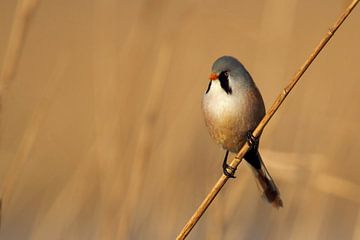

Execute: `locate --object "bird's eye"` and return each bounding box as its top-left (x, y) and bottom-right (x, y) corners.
top-left (218, 71), bottom-right (229, 82)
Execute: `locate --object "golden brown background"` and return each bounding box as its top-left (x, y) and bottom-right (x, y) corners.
top-left (0, 0), bottom-right (360, 239)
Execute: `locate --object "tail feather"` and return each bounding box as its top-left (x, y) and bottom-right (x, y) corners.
top-left (247, 152), bottom-right (283, 208)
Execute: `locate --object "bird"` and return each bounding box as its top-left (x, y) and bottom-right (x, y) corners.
top-left (201, 56), bottom-right (283, 208)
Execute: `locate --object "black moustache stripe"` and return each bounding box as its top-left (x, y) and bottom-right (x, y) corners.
top-left (205, 81), bottom-right (212, 94)
top-left (219, 72), bottom-right (232, 94)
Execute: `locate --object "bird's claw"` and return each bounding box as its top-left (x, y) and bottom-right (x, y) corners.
top-left (223, 163), bottom-right (236, 178)
top-left (222, 150), bottom-right (236, 178)
top-left (247, 131), bottom-right (259, 150)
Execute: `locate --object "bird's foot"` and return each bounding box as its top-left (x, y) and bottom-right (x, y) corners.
top-left (223, 164), bottom-right (236, 178)
top-left (222, 151), bottom-right (236, 178)
top-left (247, 131), bottom-right (259, 150)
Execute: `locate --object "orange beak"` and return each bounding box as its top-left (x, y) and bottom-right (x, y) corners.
top-left (209, 73), bottom-right (218, 80)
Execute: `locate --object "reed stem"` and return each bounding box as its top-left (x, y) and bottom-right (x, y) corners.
top-left (177, 0), bottom-right (360, 238)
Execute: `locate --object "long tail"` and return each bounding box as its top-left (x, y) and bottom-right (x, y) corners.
top-left (245, 151), bottom-right (283, 208)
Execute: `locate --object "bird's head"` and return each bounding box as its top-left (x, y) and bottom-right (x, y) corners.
top-left (207, 56), bottom-right (250, 95)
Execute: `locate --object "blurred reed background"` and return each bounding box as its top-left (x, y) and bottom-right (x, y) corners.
top-left (0, 0), bottom-right (359, 239)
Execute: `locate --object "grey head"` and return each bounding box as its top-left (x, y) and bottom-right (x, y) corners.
top-left (212, 56), bottom-right (245, 73)
top-left (207, 56), bottom-right (254, 95)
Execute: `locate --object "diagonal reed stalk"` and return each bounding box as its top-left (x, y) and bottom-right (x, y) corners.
top-left (177, 0), bottom-right (360, 239)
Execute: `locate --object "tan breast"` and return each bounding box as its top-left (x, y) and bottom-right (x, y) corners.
top-left (202, 82), bottom-right (265, 153)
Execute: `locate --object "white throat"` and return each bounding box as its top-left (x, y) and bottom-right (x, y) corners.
top-left (202, 78), bottom-right (246, 120)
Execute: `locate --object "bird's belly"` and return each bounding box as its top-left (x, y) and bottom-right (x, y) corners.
top-left (202, 94), bottom-right (252, 153)
top-left (206, 114), bottom-right (247, 153)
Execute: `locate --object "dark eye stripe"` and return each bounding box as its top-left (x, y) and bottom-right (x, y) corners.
top-left (205, 81), bottom-right (212, 94)
top-left (218, 71), bottom-right (232, 94)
